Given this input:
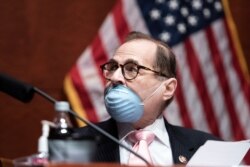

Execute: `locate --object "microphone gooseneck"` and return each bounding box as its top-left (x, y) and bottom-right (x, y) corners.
top-left (33, 87), bottom-right (56, 104)
top-left (33, 87), bottom-right (151, 166)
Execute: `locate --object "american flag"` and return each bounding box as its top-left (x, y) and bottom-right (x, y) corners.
top-left (64, 0), bottom-right (250, 143)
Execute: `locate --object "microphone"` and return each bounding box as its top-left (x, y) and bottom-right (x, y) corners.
top-left (0, 73), bottom-right (150, 166)
top-left (0, 73), bottom-right (34, 102)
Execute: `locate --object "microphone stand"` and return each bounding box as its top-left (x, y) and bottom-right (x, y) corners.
top-left (33, 87), bottom-right (151, 166)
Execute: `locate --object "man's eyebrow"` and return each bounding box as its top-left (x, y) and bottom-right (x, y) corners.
top-left (108, 58), bottom-right (139, 65)
top-left (124, 59), bottom-right (139, 65)
top-left (108, 59), bottom-right (117, 63)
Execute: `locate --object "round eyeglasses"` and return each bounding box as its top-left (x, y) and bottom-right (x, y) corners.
top-left (100, 61), bottom-right (168, 80)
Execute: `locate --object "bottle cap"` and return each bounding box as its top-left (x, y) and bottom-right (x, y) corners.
top-left (55, 101), bottom-right (70, 112)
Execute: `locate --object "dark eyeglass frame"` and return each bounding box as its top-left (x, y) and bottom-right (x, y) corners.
top-left (100, 61), bottom-right (168, 80)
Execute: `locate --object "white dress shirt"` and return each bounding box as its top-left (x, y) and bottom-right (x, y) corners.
top-left (117, 116), bottom-right (173, 166)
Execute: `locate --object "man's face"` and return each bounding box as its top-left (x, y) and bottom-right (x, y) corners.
top-left (106, 39), bottom-right (165, 128)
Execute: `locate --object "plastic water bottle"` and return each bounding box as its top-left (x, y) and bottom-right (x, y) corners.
top-left (48, 101), bottom-right (74, 162)
top-left (50, 101), bottom-right (73, 139)
top-left (48, 101), bottom-right (98, 163)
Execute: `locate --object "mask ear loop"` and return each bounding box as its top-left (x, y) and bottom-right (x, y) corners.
top-left (141, 81), bottom-right (166, 103)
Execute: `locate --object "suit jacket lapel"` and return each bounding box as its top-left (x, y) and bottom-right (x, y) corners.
top-left (95, 119), bottom-right (120, 162)
top-left (164, 119), bottom-right (196, 164)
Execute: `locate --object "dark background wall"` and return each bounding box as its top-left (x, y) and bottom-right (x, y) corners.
top-left (0, 0), bottom-right (249, 159)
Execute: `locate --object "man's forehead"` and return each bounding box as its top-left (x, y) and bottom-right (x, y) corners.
top-left (120, 39), bottom-right (156, 49)
top-left (113, 40), bottom-right (156, 63)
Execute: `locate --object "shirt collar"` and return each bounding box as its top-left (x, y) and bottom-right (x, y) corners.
top-left (117, 116), bottom-right (171, 148)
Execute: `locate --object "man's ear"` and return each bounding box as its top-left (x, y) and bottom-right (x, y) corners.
top-left (162, 78), bottom-right (177, 100)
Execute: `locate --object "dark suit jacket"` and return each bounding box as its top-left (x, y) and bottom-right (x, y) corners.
top-left (74, 118), bottom-right (220, 164)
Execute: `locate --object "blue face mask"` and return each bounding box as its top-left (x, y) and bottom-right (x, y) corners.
top-left (104, 83), bottom-right (164, 123)
top-left (104, 85), bottom-right (144, 123)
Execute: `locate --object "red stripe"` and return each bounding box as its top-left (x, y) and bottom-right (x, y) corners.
top-left (243, 149), bottom-right (250, 165)
top-left (112, 0), bottom-right (130, 43)
top-left (70, 65), bottom-right (99, 122)
top-left (175, 71), bottom-right (193, 128)
top-left (223, 19), bottom-right (250, 110)
top-left (206, 26), bottom-right (246, 140)
top-left (184, 39), bottom-right (221, 137)
top-left (91, 34), bottom-right (109, 85)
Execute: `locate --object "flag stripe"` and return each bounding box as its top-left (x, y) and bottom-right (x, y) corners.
top-left (213, 20), bottom-right (250, 138)
top-left (64, 74), bottom-right (87, 126)
top-left (184, 38), bottom-right (221, 137)
top-left (191, 28), bottom-right (233, 139)
top-left (100, 14), bottom-right (120, 59)
top-left (91, 35), bottom-right (109, 81)
top-left (175, 74), bottom-right (193, 128)
top-left (78, 45), bottom-right (108, 121)
top-left (223, 19), bottom-right (250, 108)
top-left (70, 64), bottom-right (98, 122)
top-left (122, 0), bottom-right (149, 34)
top-left (193, 27), bottom-right (232, 138)
top-left (112, 0), bottom-right (130, 43)
top-left (206, 24), bottom-right (245, 140)
top-left (173, 44), bottom-right (210, 133)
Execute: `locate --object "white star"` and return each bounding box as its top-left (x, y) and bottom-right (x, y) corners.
top-left (164, 15), bottom-right (175, 26)
top-left (192, 0), bottom-right (202, 10)
top-left (181, 7), bottom-right (189, 17)
top-left (203, 8), bottom-right (211, 18)
top-left (169, 0), bottom-right (179, 10)
top-left (159, 32), bottom-right (171, 42)
top-left (156, 0), bottom-right (165, 4)
top-left (150, 9), bottom-right (161, 20)
top-left (177, 23), bottom-right (187, 33)
top-left (214, 1), bottom-right (222, 11)
top-left (188, 15), bottom-right (198, 26)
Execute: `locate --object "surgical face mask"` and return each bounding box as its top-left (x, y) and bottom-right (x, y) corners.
top-left (104, 83), bottom-right (164, 123)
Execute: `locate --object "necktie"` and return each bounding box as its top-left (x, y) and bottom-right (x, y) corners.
top-left (128, 130), bottom-right (155, 166)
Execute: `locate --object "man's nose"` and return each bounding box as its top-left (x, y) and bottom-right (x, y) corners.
top-left (109, 67), bottom-right (126, 84)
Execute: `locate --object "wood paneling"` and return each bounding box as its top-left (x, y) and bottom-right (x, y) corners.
top-left (0, 0), bottom-right (116, 159)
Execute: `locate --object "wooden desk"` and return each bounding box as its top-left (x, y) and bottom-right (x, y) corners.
top-left (47, 163), bottom-right (128, 167)
top-left (0, 158), bottom-right (13, 167)
top-left (47, 163), bottom-right (184, 167)
top-left (1, 158), bottom-right (184, 167)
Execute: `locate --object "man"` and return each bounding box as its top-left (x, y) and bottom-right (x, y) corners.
top-left (75, 31), bottom-right (220, 166)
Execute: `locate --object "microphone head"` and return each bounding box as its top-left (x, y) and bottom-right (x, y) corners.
top-left (0, 73), bottom-right (34, 103)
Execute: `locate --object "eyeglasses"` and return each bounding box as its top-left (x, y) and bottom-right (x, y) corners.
top-left (100, 61), bottom-right (168, 80)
